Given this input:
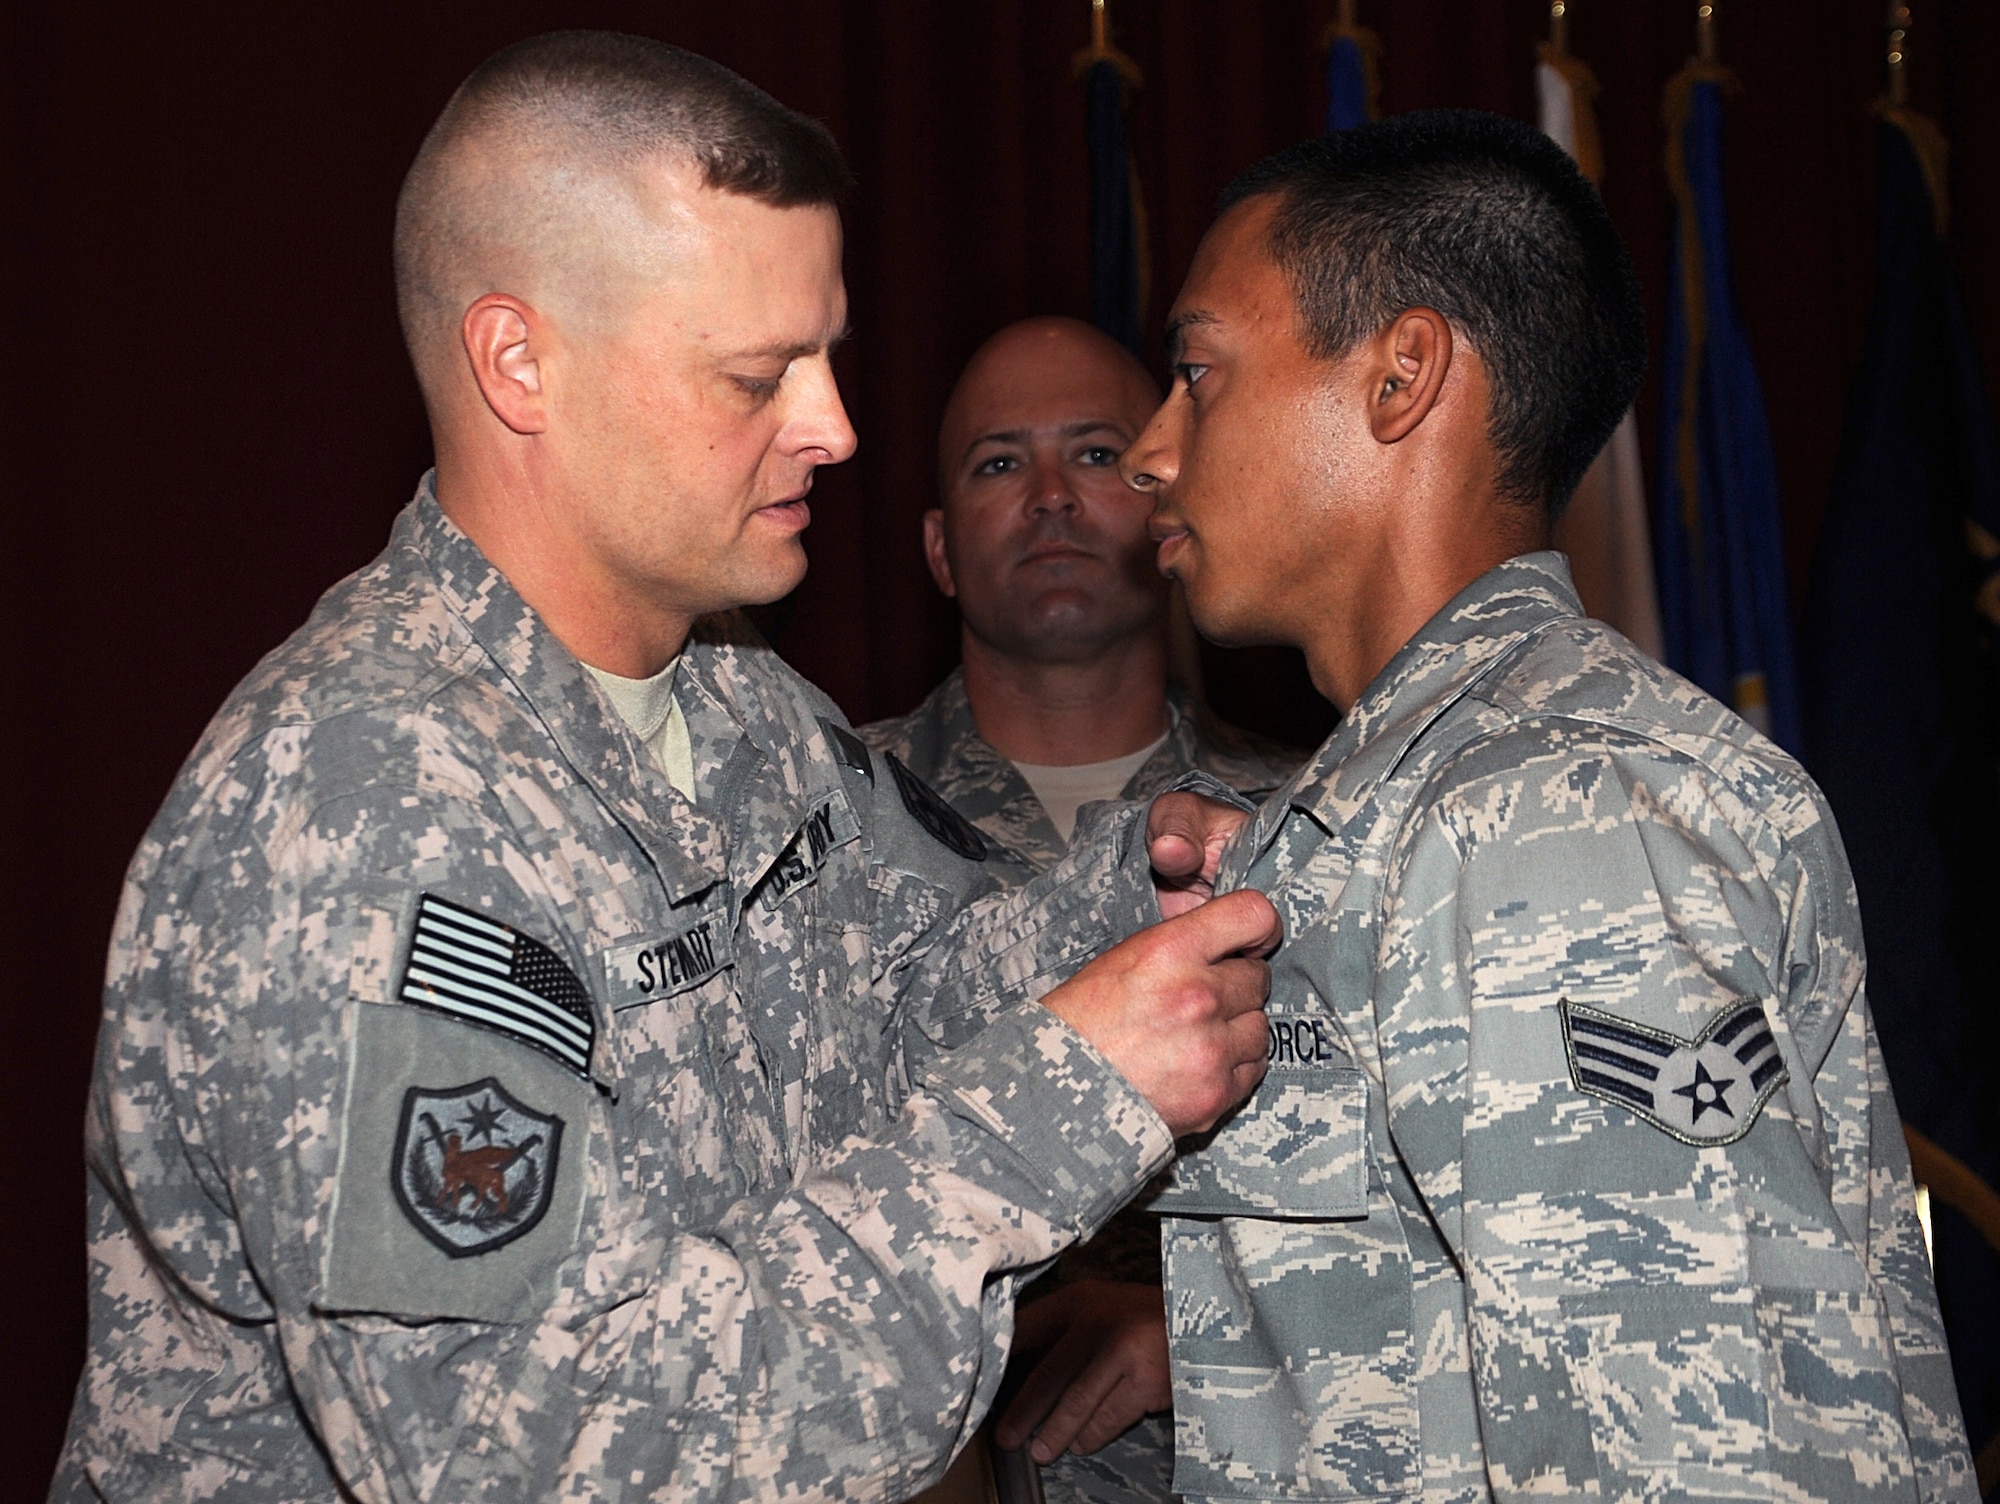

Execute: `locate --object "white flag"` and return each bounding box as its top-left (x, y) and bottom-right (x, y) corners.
top-left (1539, 52), bottom-right (1665, 661)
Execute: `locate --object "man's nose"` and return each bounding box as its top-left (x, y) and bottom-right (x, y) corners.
top-left (789, 360), bottom-right (859, 465)
top-left (1025, 457), bottom-right (1081, 517)
top-left (1120, 401), bottom-right (1180, 493)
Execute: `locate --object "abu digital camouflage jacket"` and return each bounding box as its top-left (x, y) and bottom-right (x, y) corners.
top-left (53, 481), bottom-right (1175, 1503)
top-left (1157, 554), bottom-right (1975, 1504)
top-left (860, 668), bottom-right (1301, 887)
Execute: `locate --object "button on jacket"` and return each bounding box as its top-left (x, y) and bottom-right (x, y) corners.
top-left (56, 480), bottom-right (1174, 1502)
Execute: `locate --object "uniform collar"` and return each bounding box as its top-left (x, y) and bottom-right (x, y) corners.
top-left (1227, 552), bottom-right (1583, 875)
top-left (399, 476), bottom-right (726, 905)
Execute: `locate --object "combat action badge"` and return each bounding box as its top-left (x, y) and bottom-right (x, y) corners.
top-left (885, 751), bottom-right (987, 861)
top-left (1560, 997), bottom-right (1789, 1146)
top-left (392, 1078), bottom-right (564, 1257)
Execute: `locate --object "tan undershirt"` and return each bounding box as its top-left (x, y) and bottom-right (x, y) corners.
top-left (582, 657), bottom-right (696, 801)
top-left (1011, 728), bottom-right (1169, 842)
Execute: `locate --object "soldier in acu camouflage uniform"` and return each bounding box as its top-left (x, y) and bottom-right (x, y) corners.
top-left (1110, 112), bottom-right (1977, 1502)
top-left (52, 33), bottom-right (1284, 1502)
top-left (863, 318), bottom-right (1302, 1504)
top-left (861, 317), bottom-right (1299, 887)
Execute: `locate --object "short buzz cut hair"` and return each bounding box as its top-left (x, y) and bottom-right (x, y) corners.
top-left (394, 30), bottom-right (850, 368)
top-left (1219, 110), bottom-right (1645, 514)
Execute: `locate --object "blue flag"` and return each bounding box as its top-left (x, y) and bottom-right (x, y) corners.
top-left (1083, 57), bottom-right (1144, 357)
top-left (1653, 69), bottom-right (1803, 751)
top-left (1321, 21), bottom-right (1378, 136)
top-left (1800, 110), bottom-right (2000, 1456)
top-left (1324, 35), bottom-right (1369, 133)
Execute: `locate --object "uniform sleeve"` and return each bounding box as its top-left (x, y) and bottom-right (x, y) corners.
top-left (80, 766), bottom-right (1172, 1503)
top-left (890, 792), bottom-right (1168, 1058)
top-left (1372, 726), bottom-right (1976, 1504)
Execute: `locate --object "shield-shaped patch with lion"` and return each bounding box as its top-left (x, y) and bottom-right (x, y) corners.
top-left (392, 1078), bottom-right (564, 1258)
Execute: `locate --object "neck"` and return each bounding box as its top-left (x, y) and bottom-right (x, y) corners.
top-left (432, 445), bottom-right (692, 678)
top-left (960, 628), bottom-right (1171, 766)
top-left (1303, 505), bottom-right (1546, 712)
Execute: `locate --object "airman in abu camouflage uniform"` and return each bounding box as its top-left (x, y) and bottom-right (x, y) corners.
top-left (863, 319), bottom-right (1301, 1504)
top-left (52, 34), bottom-right (1280, 1502)
top-left (1114, 113), bottom-right (1976, 1501)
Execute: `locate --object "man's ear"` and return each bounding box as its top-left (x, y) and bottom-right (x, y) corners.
top-left (461, 294), bottom-right (548, 435)
top-left (921, 509), bottom-right (956, 598)
top-left (1364, 307), bottom-right (1453, 445)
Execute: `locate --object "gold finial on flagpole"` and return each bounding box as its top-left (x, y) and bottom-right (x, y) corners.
top-left (1696, 2), bottom-right (1718, 64)
top-left (1887, 1), bottom-right (1912, 106)
top-left (1550, 0), bottom-right (1569, 58)
top-left (1075, 0), bottom-right (1140, 88)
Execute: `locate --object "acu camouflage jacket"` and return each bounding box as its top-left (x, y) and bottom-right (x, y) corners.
top-left (1156, 554), bottom-right (1975, 1504)
top-left (860, 669), bottom-right (1301, 886)
top-left (54, 483), bottom-right (1175, 1503)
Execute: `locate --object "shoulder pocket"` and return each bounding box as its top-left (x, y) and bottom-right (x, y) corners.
top-left (321, 1002), bottom-right (593, 1323)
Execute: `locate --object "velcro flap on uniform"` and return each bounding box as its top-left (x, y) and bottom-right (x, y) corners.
top-left (601, 887), bottom-right (736, 1008)
top-left (321, 1002), bottom-right (591, 1323)
top-left (1153, 1052), bottom-right (1370, 1220)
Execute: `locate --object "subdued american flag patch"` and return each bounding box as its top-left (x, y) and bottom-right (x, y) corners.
top-left (398, 894), bottom-right (596, 1077)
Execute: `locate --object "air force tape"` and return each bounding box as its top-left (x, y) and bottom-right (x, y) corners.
top-left (1560, 996), bottom-right (1788, 1146)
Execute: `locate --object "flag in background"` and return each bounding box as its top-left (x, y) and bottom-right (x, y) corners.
top-left (1800, 104), bottom-right (2000, 1471)
top-left (1077, 6), bottom-right (1147, 357)
top-left (1321, 2), bottom-right (1380, 134)
top-left (1653, 63), bottom-right (1803, 751)
top-left (1538, 39), bottom-right (1664, 661)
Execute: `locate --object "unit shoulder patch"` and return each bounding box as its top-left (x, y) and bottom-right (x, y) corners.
top-left (885, 752), bottom-right (987, 861)
top-left (392, 1077), bottom-right (564, 1257)
top-left (1560, 997), bottom-right (1788, 1146)
top-left (398, 894), bottom-right (596, 1077)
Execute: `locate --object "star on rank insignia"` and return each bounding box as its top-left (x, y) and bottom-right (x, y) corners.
top-left (1559, 997), bottom-right (1789, 1145)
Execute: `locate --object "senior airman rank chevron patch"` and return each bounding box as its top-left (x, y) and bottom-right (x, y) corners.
top-left (1560, 997), bottom-right (1787, 1146)
top-left (399, 894), bottom-right (596, 1077)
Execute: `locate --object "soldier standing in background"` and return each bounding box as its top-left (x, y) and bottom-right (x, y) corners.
top-left (863, 317), bottom-right (1303, 1504)
top-left (52, 33), bottom-right (1281, 1501)
top-left (862, 316), bottom-right (1300, 887)
top-left (1112, 112), bottom-right (1976, 1502)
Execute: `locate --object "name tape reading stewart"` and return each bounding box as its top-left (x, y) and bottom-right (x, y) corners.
top-left (604, 891), bottom-right (736, 1006)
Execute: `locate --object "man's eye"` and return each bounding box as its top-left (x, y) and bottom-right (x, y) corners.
top-left (732, 374), bottom-right (782, 398)
top-left (1175, 362), bottom-right (1210, 390)
top-left (1077, 446), bottom-right (1122, 467)
top-left (973, 455), bottom-right (1020, 476)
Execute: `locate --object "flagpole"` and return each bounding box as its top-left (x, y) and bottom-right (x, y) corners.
top-left (1697, 1), bottom-right (1717, 66)
top-left (1550, 0), bottom-right (1568, 58)
top-left (1887, 1), bottom-right (1912, 107)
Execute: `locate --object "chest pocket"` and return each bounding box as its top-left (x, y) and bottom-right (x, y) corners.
top-left (601, 892), bottom-right (784, 1211)
top-left (1158, 1016), bottom-right (1420, 1503)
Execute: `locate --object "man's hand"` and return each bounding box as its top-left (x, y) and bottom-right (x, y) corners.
top-left (1043, 888), bottom-right (1278, 1136)
top-left (1148, 791), bottom-right (1252, 918)
top-left (995, 1282), bottom-right (1171, 1463)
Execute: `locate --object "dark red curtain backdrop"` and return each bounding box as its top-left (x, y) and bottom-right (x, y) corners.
top-left (6, 0), bottom-right (1997, 1485)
